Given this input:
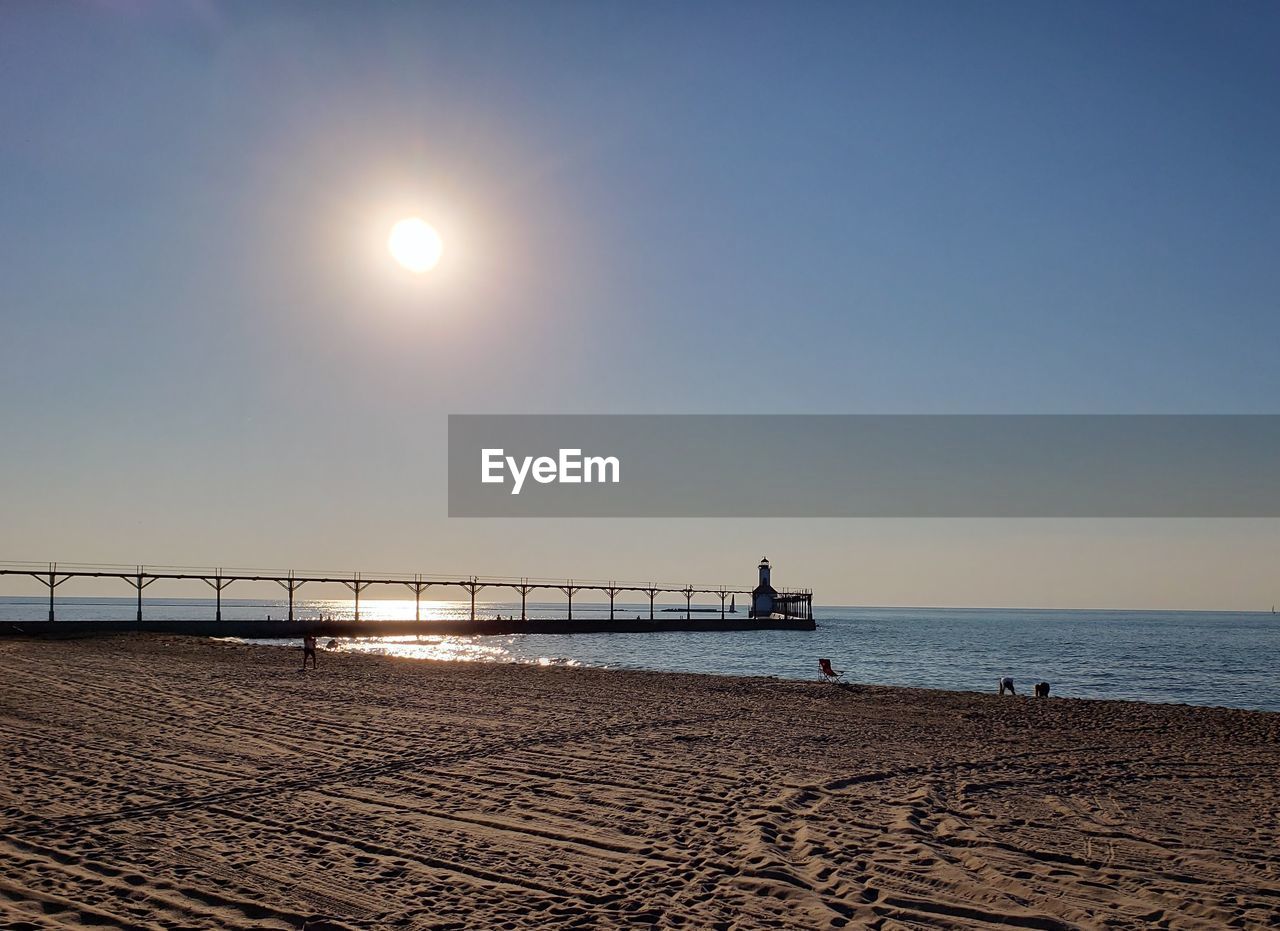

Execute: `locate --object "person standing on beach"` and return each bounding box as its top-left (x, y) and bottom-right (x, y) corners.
top-left (302, 633), bottom-right (318, 671)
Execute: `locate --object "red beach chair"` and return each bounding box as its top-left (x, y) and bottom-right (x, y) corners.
top-left (819, 658), bottom-right (842, 682)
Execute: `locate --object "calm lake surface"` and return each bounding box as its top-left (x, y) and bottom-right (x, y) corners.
top-left (2, 597), bottom-right (1277, 712)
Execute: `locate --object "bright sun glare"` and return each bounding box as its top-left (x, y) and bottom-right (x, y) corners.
top-left (388, 217), bottom-right (443, 273)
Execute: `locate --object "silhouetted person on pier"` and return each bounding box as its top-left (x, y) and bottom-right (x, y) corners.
top-left (302, 633), bottom-right (318, 670)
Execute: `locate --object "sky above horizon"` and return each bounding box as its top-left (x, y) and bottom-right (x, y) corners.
top-left (2, 1), bottom-right (1278, 609)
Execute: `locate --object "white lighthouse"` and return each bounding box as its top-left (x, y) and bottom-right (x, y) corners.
top-left (750, 556), bottom-right (777, 618)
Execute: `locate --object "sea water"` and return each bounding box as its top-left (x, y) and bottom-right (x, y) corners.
top-left (1, 596), bottom-right (1276, 712)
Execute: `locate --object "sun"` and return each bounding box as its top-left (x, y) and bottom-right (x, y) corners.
top-left (387, 217), bottom-right (443, 273)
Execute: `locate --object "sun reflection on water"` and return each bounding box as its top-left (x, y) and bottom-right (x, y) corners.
top-left (326, 633), bottom-right (580, 667)
top-left (297, 599), bottom-right (500, 623)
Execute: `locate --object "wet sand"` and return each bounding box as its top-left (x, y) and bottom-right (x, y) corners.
top-left (0, 634), bottom-right (1277, 930)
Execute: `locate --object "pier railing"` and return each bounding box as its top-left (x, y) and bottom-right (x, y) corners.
top-left (0, 561), bottom-right (813, 623)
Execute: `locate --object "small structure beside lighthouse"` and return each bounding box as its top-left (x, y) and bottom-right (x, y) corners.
top-left (749, 557), bottom-right (812, 621)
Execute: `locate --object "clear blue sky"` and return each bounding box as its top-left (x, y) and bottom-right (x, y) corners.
top-left (2, 1), bottom-right (1278, 608)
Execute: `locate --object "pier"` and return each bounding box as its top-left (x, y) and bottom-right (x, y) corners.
top-left (0, 560), bottom-right (815, 636)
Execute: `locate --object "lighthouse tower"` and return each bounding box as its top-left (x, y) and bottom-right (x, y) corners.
top-left (750, 557), bottom-right (777, 618)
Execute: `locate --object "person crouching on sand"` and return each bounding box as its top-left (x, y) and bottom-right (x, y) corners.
top-left (998, 676), bottom-right (1016, 696)
top-left (302, 633), bottom-right (318, 671)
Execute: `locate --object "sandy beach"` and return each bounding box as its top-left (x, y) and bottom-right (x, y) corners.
top-left (0, 635), bottom-right (1277, 930)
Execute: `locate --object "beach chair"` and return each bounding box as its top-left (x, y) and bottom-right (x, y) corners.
top-left (819, 658), bottom-right (843, 682)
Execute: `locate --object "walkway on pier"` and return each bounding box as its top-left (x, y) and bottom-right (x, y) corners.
top-left (0, 561), bottom-right (814, 624)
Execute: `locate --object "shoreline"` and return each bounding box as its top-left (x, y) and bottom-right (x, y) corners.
top-left (2, 633), bottom-right (1277, 929)
top-left (259, 635), bottom-right (1279, 715)
top-left (6, 628), bottom-right (1277, 714)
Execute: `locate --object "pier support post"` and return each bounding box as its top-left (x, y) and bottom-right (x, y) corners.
top-left (463, 578), bottom-right (483, 621)
top-left (30, 563), bottom-right (73, 622)
top-left (605, 585), bottom-right (621, 621)
top-left (343, 576), bottom-right (372, 622)
top-left (123, 567), bottom-right (158, 621)
top-left (644, 588), bottom-right (657, 621)
top-left (515, 581), bottom-right (535, 621)
top-left (716, 589), bottom-right (728, 620)
top-left (558, 583), bottom-right (580, 621)
top-left (201, 571), bottom-right (234, 621)
top-left (683, 586), bottom-right (694, 620)
top-left (276, 574), bottom-right (306, 621)
top-left (406, 578), bottom-right (432, 621)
